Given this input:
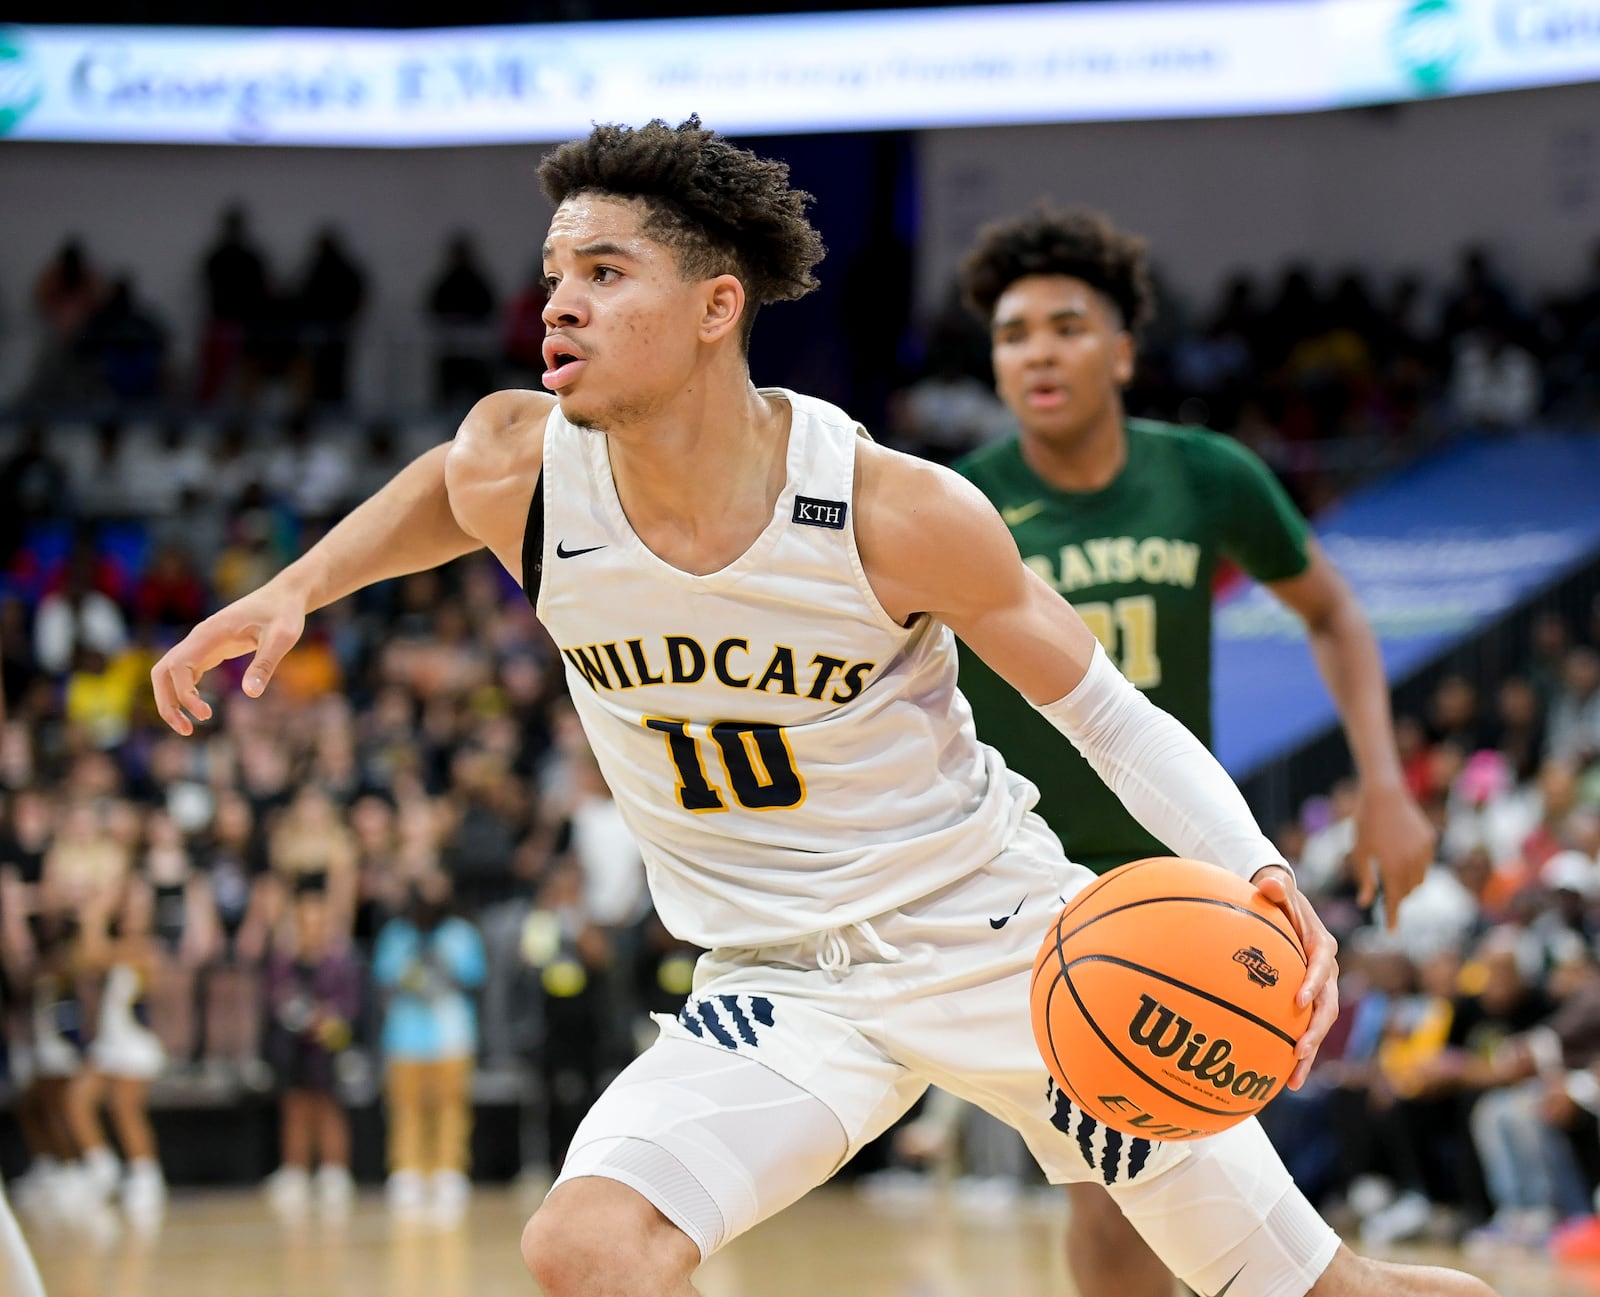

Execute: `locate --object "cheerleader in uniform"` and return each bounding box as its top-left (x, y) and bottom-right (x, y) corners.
top-left (67, 874), bottom-right (167, 1219)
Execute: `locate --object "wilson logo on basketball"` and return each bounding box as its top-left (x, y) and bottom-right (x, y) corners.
top-left (1126, 995), bottom-right (1277, 1101)
top-left (1232, 946), bottom-right (1279, 988)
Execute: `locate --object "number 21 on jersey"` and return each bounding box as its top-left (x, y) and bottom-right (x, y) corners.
top-left (644, 717), bottom-right (807, 812)
top-left (1075, 595), bottom-right (1161, 688)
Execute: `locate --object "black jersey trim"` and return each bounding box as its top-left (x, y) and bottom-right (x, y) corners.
top-left (521, 471), bottom-right (545, 610)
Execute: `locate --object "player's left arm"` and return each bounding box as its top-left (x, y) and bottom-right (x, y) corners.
top-left (856, 444), bottom-right (1336, 1086)
top-left (1268, 542), bottom-right (1436, 920)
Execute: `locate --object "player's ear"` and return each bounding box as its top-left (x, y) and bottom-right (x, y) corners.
top-left (700, 274), bottom-right (745, 344)
top-left (1112, 330), bottom-right (1136, 387)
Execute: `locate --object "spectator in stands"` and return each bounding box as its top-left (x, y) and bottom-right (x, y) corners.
top-left (33, 549), bottom-right (127, 678)
top-left (76, 276), bottom-right (168, 402)
top-left (261, 876), bottom-right (361, 1219)
top-left (1354, 940), bottom-right (1482, 1246)
top-left (212, 509), bottom-right (283, 608)
top-left (373, 869), bottom-right (486, 1222)
top-left (348, 791), bottom-right (402, 953)
top-left (1450, 318), bottom-right (1542, 430)
top-left (553, 747), bottom-right (646, 1066)
top-left (134, 545), bottom-right (208, 636)
top-left (193, 789), bottom-right (265, 1076)
top-left (41, 798), bottom-right (126, 915)
top-left (292, 227), bottom-right (366, 406)
top-left (1461, 948), bottom-right (1600, 1250)
top-left (426, 232), bottom-right (499, 406)
top-left (1428, 676), bottom-right (1486, 752)
top-left (142, 809), bottom-right (216, 1068)
top-left (501, 264), bottom-right (550, 386)
top-left (261, 412), bottom-right (354, 523)
top-left (1528, 611), bottom-right (1574, 710)
top-left (25, 237), bottom-right (105, 402)
top-left (1547, 647), bottom-right (1600, 768)
top-left (0, 427), bottom-right (72, 569)
top-left (267, 785), bottom-right (358, 940)
top-left (885, 322), bottom-right (1014, 463)
top-left (441, 745), bottom-right (527, 912)
top-left (196, 205), bottom-right (273, 406)
top-left (1489, 677), bottom-right (1546, 783)
top-left (516, 855), bottom-right (612, 1173)
top-left (1441, 246), bottom-right (1520, 341)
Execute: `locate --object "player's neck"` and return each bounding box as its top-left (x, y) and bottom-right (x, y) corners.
top-left (605, 380), bottom-right (791, 564)
top-left (1019, 406), bottom-right (1127, 493)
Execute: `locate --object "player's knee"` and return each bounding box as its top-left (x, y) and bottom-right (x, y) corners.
top-left (521, 1200), bottom-right (606, 1294)
top-left (521, 1178), bottom-right (699, 1295)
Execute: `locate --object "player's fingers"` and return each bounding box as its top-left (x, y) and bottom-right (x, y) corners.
top-left (1298, 907), bottom-right (1338, 1009)
top-left (1291, 967), bottom-right (1339, 1089)
top-left (1252, 872), bottom-right (1291, 910)
top-left (243, 617), bottom-right (302, 698)
top-left (150, 658), bottom-right (193, 736)
top-left (174, 661), bottom-right (214, 724)
top-left (1351, 840), bottom-right (1378, 911)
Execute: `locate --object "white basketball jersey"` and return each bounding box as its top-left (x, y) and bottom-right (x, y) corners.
top-left (533, 389), bottom-right (1034, 949)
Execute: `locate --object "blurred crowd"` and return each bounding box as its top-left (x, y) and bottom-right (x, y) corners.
top-left (15, 209), bottom-right (1600, 522)
top-left (17, 208), bottom-right (557, 417)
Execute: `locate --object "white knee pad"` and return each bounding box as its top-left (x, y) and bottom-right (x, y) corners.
top-left (1108, 1119), bottom-right (1340, 1297)
top-left (552, 1037), bottom-right (849, 1258)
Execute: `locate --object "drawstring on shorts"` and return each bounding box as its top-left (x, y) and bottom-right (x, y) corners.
top-left (814, 919), bottom-right (901, 978)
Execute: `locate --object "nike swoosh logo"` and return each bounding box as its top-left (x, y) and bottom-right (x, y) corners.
top-left (1208, 1266), bottom-right (1246, 1297)
top-left (1000, 500), bottom-right (1046, 527)
top-left (556, 541), bottom-right (607, 559)
top-left (989, 896), bottom-right (1026, 929)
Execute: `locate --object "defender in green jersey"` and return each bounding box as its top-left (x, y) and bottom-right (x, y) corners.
top-left (958, 420), bottom-right (1311, 873)
top-left (957, 208), bottom-right (1436, 1297)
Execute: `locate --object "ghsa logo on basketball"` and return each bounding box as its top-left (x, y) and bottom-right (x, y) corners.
top-left (1232, 945), bottom-right (1279, 988)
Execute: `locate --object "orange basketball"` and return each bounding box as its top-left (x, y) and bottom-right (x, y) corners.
top-left (1029, 856), bottom-right (1311, 1141)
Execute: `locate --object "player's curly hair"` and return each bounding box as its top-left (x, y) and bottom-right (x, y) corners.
top-left (959, 205), bottom-right (1154, 336)
top-left (539, 116), bottom-right (825, 342)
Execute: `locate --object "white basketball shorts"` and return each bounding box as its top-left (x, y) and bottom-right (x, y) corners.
top-left (552, 811), bottom-right (1339, 1297)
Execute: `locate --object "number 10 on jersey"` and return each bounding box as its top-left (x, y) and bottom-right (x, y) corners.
top-left (644, 717), bottom-right (807, 812)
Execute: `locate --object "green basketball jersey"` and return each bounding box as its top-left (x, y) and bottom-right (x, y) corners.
top-left (955, 420), bottom-right (1311, 874)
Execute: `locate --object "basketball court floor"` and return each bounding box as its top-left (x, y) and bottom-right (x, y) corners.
top-left (16, 1183), bottom-right (1596, 1297)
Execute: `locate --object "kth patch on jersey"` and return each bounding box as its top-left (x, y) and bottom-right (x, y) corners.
top-left (792, 496), bottom-right (848, 530)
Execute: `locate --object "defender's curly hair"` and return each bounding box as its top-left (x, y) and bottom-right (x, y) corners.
top-left (960, 206), bottom-right (1154, 336)
top-left (539, 116), bottom-right (825, 336)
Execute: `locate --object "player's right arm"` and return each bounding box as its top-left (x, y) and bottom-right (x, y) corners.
top-left (152, 389), bottom-right (555, 735)
top-left (857, 442), bottom-right (1339, 1086)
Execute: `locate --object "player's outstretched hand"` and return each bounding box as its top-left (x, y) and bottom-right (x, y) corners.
top-left (1251, 863), bottom-right (1338, 1091)
top-left (151, 582), bottom-right (309, 735)
top-left (1352, 779), bottom-right (1436, 928)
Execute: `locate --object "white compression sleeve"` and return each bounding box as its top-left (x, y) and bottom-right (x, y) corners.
top-left (1033, 641), bottom-right (1285, 881)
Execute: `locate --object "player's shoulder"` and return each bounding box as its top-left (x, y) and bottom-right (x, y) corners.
top-left (1129, 418), bottom-right (1271, 481)
top-left (449, 389), bottom-right (553, 473)
top-left (458, 388), bottom-right (557, 445)
top-left (772, 386), bottom-right (862, 434)
top-left (855, 438), bottom-right (998, 545)
top-left (951, 435), bottom-right (1022, 487)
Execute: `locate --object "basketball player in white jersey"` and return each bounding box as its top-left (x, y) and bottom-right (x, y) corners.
top-left (153, 118), bottom-right (1495, 1297)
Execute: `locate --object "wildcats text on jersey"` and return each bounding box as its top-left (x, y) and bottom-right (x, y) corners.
top-left (1023, 535), bottom-right (1201, 596)
top-left (560, 634), bottom-right (877, 703)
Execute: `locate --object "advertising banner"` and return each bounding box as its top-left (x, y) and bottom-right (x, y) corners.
top-left (1214, 434), bottom-right (1600, 778)
top-left (1, 1), bottom-right (1597, 147)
